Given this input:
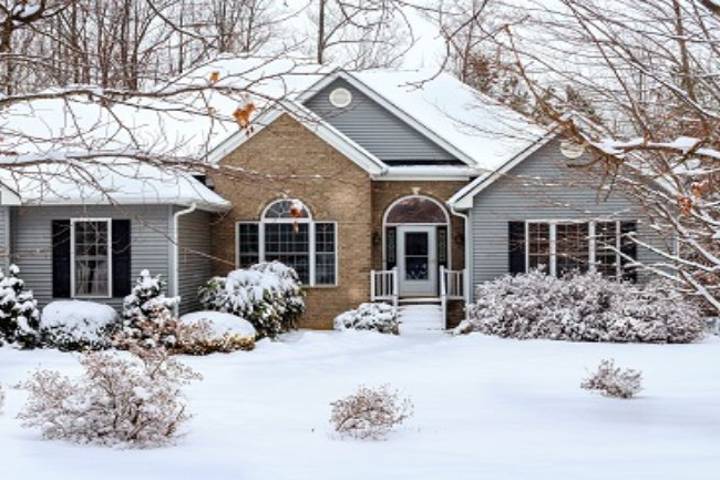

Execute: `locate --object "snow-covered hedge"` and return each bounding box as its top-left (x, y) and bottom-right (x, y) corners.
top-left (40, 301), bottom-right (119, 351)
top-left (334, 303), bottom-right (400, 335)
top-left (581, 359), bottom-right (642, 399)
top-left (18, 349), bottom-right (201, 448)
top-left (177, 311), bottom-right (256, 354)
top-left (459, 271), bottom-right (705, 343)
top-left (0, 265), bottom-right (41, 348)
top-left (198, 261), bottom-right (305, 338)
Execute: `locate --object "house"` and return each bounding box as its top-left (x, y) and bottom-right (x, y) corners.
top-left (203, 61), bottom-right (664, 328)
top-left (0, 58), bottom-right (665, 326)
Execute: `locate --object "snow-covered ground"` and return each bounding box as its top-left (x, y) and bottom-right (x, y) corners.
top-left (1, 331), bottom-right (718, 480)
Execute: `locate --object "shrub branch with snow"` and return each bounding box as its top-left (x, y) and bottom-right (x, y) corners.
top-left (334, 303), bottom-right (400, 335)
top-left (198, 261), bottom-right (304, 338)
top-left (581, 359), bottom-right (642, 399)
top-left (330, 385), bottom-right (414, 440)
top-left (458, 271), bottom-right (705, 343)
top-left (18, 348), bottom-right (201, 447)
top-left (121, 271), bottom-right (180, 349)
top-left (0, 265), bottom-right (40, 348)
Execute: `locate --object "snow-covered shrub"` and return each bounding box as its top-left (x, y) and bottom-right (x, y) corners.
top-left (198, 261), bottom-right (305, 338)
top-left (0, 264), bottom-right (41, 348)
top-left (462, 271), bottom-right (704, 343)
top-left (176, 312), bottom-right (256, 354)
top-left (330, 385), bottom-right (414, 440)
top-left (581, 359), bottom-right (642, 399)
top-left (114, 308), bottom-right (182, 351)
top-left (40, 301), bottom-right (119, 351)
top-left (121, 270), bottom-right (179, 348)
top-left (334, 303), bottom-right (400, 335)
top-left (18, 348), bottom-right (201, 447)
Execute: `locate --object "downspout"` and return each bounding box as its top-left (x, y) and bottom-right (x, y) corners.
top-left (449, 202), bottom-right (472, 321)
top-left (171, 202), bottom-right (197, 315)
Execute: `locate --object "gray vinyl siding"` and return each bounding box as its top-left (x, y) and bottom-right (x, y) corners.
top-left (469, 138), bottom-right (669, 300)
top-left (11, 205), bottom-right (172, 310)
top-left (304, 79), bottom-right (460, 164)
top-left (0, 207), bottom-right (10, 270)
top-left (176, 209), bottom-right (213, 314)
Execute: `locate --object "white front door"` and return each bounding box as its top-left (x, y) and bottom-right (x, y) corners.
top-left (397, 226), bottom-right (437, 297)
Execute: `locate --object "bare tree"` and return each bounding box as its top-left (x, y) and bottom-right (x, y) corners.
top-left (310, 0), bottom-right (412, 68)
top-left (460, 0), bottom-right (720, 311)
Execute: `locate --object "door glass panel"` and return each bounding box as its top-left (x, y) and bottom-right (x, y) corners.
top-left (404, 232), bottom-right (429, 280)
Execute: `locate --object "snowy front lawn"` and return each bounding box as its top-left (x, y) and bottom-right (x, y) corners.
top-left (0, 331), bottom-right (718, 480)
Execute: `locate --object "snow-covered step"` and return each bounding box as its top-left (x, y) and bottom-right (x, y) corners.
top-left (398, 304), bottom-right (444, 335)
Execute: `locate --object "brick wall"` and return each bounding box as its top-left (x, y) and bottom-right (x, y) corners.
top-left (210, 114), bottom-right (373, 329)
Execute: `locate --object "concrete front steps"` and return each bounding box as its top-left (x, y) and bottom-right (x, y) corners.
top-left (398, 302), bottom-right (445, 335)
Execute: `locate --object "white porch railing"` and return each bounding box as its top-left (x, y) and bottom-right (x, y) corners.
top-left (370, 267), bottom-right (399, 308)
top-left (440, 266), bottom-right (468, 329)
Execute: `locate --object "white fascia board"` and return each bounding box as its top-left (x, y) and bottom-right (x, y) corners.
top-left (448, 131), bottom-right (560, 210)
top-left (372, 165), bottom-right (476, 181)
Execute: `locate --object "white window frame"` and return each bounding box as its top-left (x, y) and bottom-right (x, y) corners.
top-left (525, 219), bottom-right (628, 279)
top-left (70, 217), bottom-right (113, 299)
top-left (235, 200), bottom-right (338, 287)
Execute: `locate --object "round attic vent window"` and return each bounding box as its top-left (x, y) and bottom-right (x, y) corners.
top-left (329, 87), bottom-right (352, 108)
top-left (560, 140), bottom-right (586, 159)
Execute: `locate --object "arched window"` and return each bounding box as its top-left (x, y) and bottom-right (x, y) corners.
top-left (385, 196), bottom-right (448, 224)
top-left (236, 199), bottom-right (337, 286)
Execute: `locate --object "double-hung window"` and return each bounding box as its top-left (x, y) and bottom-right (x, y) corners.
top-left (236, 199), bottom-right (337, 286)
top-left (71, 218), bottom-right (112, 297)
top-left (520, 220), bottom-right (637, 280)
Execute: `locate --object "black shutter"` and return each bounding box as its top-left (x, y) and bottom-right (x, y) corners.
top-left (51, 220), bottom-right (71, 298)
top-left (620, 221), bottom-right (638, 283)
top-left (508, 221), bottom-right (526, 275)
top-left (112, 219), bottom-right (132, 297)
top-left (437, 225), bottom-right (448, 269)
top-left (386, 226), bottom-right (396, 269)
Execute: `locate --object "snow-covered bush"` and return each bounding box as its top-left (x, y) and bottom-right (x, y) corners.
top-left (18, 348), bottom-right (201, 447)
top-left (460, 271), bottom-right (705, 343)
top-left (0, 264), bottom-right (41, 348)
top-left (114, 308), bottom-right (182, 351)
top-left (176, 311), bottom-right (256, 354)
top-left (40, 301), bottom-right (119, 351)
top-left (330, 385), bottom-right (413, 440)
top-left (581, 359), bottom-right (642, 399)
top-left (334, 303), bottom-right (400, 335)
top-left (121, 270), bottom-right (179, 348)
top-left (198, 261), bottom-right (305, 338)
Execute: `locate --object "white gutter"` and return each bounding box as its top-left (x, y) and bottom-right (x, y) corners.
top-left (449, 202), bottom-right (472, 320)
top-left (171, 202), bottom-right (197, 315)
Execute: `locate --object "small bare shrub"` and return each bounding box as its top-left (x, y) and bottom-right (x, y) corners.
top-left (330, 385), bottom-right (414, 440)
top-left (18, 348), bottom-right (201, 447)
top-left (581, 359), bottom-right (642, 399)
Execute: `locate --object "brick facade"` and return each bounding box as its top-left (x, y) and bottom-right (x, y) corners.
top-left (210, 114), bottom-right (373, 329)
top-left (210, 114), bottom-right (468, 329)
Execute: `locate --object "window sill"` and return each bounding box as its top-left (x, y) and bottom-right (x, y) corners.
top-left (303, 284), bottom-right (339, 290)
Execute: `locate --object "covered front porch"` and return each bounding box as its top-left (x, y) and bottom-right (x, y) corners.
top-left (370, 193), bottom-right (469, 329)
